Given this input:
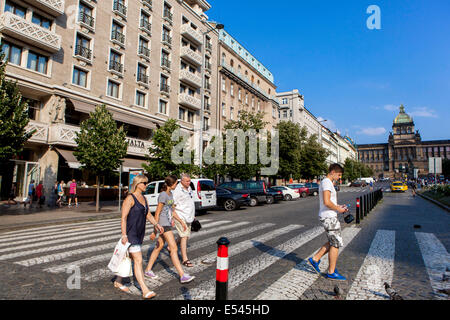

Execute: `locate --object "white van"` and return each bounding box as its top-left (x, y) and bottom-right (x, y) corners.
top-left (144, 178), bottom-right (217, 213)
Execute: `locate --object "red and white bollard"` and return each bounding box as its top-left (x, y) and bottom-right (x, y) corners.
top-left (216, 237), bottom-right (230, 300)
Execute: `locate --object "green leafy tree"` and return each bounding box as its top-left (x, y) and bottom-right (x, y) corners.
top-left (0, 48), bottom-right (33, 164)
top-left (74, 104), bottom-right (128, 212)
top-left (143, 119), bottom-right (198, 181)
top-left (300, 133), bottom-right (329, 179)
top-left (275, 121), bottom-right (304, 181)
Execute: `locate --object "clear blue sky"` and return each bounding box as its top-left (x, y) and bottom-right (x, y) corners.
top-left (207, 0), bottom-right (450, 144)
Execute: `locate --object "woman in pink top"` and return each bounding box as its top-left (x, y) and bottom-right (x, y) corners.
top-left (68, 179), bottom-right (78, 207)
top-left (36, 181), bottom-right (44, 208)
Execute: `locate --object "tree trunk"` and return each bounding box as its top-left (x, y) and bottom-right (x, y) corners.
top-left (96, 175), bottom-right (100, 212)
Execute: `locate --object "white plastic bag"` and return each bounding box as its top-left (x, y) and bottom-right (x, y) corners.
top-left (107, 238), bottom-right (130, 273)
top-left (115, 252), bottom-right (133, 278)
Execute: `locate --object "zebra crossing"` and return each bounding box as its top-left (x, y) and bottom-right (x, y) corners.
top-left (0, 217), bottom-right (448, 300)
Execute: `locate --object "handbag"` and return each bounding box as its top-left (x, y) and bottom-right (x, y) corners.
top-left (191, 219), bottom-right (202, 232)
top-left (344, 214), bottom-right (355, 224)
top-left (115, 251), bottom-right (133, 278)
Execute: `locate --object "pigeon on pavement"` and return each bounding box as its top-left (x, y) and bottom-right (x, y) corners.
top-left (384, 282), bottom-right (403, 300)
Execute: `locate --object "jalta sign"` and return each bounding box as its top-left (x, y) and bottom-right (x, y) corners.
top-left (127, 138), bottom-right (146, 149)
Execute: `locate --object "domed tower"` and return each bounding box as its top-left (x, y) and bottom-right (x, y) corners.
top-left (392, 104), bottom-right (415, 140)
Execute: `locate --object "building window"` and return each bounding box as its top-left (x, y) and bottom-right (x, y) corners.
top-left (109, 50), bottom-right (122, 73)
top-left (160, 74), bottom-right (169, 92)
top-left (230, 83), bottom-right (234, 97)
top-left (161, 50), bottom-right (170, 68)
top-left (178, 107), bottom-right (186, 121)
top-left (111, 21), bottom-right (125, 44)
top-left (222, 103), bottom-right (226, 117)
top-left (79, 2), bottom-right (95, 27)
top-left (162, 26), bottom-right (171, 44)
top-left (72, 67), bottom-right (88, 87)
top-left (107, 80), bottom-right (120, 98)
top-left (221, 77), bottom-right (226, 92)
top-left (135, 90), bottom-right (146, 107)
top-left (138, 36), bottom-right (150, 57)
top-left (1, 41), bottom-right (22, 65)
top-left (230, 106), bottom-right (234, 120)
top-left (187, 110), bottom-right (194, 123)
top-left (159, 100), bottom-right (167, 114)
top-left (140, 11), bottom-right (151, 33)
top-left (27, 51), bottom-right (48, 74)
top-left (137, 63), bottom-right (148, 83)
top-left (32, 13), bottom-right (51, 29)
top-left (238, 88), bottom-right (242, 101)
top-left (75, 34), bottom-right (91, 59)
top-left (4, 1), bottom-right (26, 18)
top-left (282, 98), bottom-right (288, 105)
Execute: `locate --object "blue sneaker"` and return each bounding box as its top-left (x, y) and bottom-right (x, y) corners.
top-left (326, 271), bottom-right (346, 281)
top-left (308, 257), bottom-right (321, 274)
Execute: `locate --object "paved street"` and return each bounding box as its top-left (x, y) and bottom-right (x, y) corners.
top-left (0, 183), bottom-right (449, 300)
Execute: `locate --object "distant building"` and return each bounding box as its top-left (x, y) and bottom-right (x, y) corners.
top-left (357, 105), bottom-right (450, 179)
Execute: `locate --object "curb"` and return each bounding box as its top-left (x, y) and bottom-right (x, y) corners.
top-left (417, 193), bottom-right (450, 212)
top-left (0, 212), bottom-right (121, 232)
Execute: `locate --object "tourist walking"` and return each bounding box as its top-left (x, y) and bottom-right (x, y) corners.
top-left (36, 181), bottom-right (44, 208)
top-left (25, 180), bottom-right (35, 208)
top-left (308, 163), bottom-right (349, 281)
top-left (144, 175), bottom-right (195, 284)
top-left (172, 173), bottom-right (196, 268)
top-left (56, 180), bottom-right (64, 207)
top-left (114, 174), bottom-right (163, 299)
top-left (68, 179), bottom-right (78, 207)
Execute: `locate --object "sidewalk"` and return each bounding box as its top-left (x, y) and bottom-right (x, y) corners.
top-left (0, 201), bottom-right (122, 232)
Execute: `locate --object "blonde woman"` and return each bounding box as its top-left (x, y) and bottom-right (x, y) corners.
top-left (144, 175), bottom-right (195, 284)
top-left (114, 174), bottom-right (164, 299)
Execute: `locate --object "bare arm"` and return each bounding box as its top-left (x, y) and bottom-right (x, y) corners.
top-left (120, 195), bottom-right (133, 244)
top-left (323, 190), bottom-right (347, 213)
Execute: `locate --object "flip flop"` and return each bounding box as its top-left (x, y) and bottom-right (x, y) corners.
top-left (114, 282), bottom-right (130, 293)
top-left (182, 260), bottom-right (194, 267)
top-left (143, 291), bottom-right (156, 300)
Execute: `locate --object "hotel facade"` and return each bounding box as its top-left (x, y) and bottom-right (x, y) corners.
top-left (0, 0), bottom-right (220, 200)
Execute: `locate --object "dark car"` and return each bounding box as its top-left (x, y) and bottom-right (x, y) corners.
top-left (350, 180), bottom-right (367, 187)
top-left (266, 187), bottom-right (284, 204)
top-left (287, 184), bottom-right (310, 198)
top-left (215, 187), bottom-right (251, 211)
top-left (305, 183), bottom-right (319, 196)
top-left (218, 180), bottom-right (268, 207)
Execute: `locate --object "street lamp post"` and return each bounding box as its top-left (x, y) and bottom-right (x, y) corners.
top-left (199, 23), bottom-right (224, 178)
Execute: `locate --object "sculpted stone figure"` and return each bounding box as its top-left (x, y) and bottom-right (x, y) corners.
top-left (49, 95), bottom-right (66, 123)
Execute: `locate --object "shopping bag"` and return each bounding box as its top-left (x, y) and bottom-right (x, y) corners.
top-left (115, 252), bottom-right (133, 278)
top-left (107, 239), bottom-right (130, 273)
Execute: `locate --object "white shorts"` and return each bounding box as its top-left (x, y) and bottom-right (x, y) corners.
top-left (128, 244), bottom-right (142, 253)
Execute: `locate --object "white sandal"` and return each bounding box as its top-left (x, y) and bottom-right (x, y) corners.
top-left (114, 282), bottom-right (130, 293)
top-left (143, 291), bottom-right (156, 299)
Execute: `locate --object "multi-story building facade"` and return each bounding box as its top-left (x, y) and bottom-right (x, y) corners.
top-left (0, 0), bottom-right (219, 200)
top-left (357, 105), bottom-right (450, 179)
top-left (217, 29), bottom-right (279, 132)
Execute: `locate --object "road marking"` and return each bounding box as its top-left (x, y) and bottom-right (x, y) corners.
top-left (83, 224), bottom-right (302, 284)
top-left (174, 225), bottom-right (324, 300)
top-left (0, 219), bottom-right (121, 241)
top-left (346, 230), bottom-right (395, 300)
top-left (415, 232), bottom-right (450, 300)
top-left (1, 220), bottom-right (230, 261)
top-left (41, 221), bottom-right (257, 271)
top-left (255, 226), bottom-right (361, 300)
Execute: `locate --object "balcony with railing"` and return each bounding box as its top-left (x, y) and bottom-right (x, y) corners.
top-left (0, 11), bottom-right (61, 52)
top-left (163, 9), bottom-right (173, 23)
top-left (178, 94), bottom-right (201, 110)
top-left (23, 0), bottom-right (65, 17)
top-left (25, 121), bottom-right (49, 144)
top-left (75, 45), bottom-right (92, 60)
top-left (138, 45), bottom-right (150, 58)
top-left (162, 33), bottom-right (172, 46)
top-left (111, 29), bottom-right (125, 45)
top-left (113, 1), bottom-right (127, 17)
top-left (78, 11), bottom-right (95, 28)
top-left (109, 60), bottom-right (123, 73)
top-left (180, 46), bottom-right (202, 66)
top-left (180, 24), bottom-right (203, 45)
top-left (137, 72), bottom-right (148, 84)
top-left (160, 84), bottom-right (170, 94)
top-left (161, 57), bottom-right (171, 69)
top-left (179, 69), bottom-right (202, 88)
top-left (140, 18), bottom-right (151, 34)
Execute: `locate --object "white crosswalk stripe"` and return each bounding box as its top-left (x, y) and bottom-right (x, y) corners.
top-left (255, 226), bottom-right (361, 300)
top-left (0, 214), bottom-right (444, 300)
top-left (415, 232), bottom-right (450, 300)
top-left (346, 230), bottom-right (395, 300)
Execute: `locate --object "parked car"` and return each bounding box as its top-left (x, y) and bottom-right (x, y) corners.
top-left (270, 186), bottom-right (300, 201)
top-left (350, 180), bottom-right (367, 187)
top-left (215, 187), bottom-right (250, 211)
top-left (144, 178), bottom-right (216, 213)
top-left (266, 187), bottom-right (284, 204)
top-left (287, 184), bottom-right (310, 198)
top-left (218, 180), bottom-right (268, 207)
top-left (305, 183), bottom-right (319, 196)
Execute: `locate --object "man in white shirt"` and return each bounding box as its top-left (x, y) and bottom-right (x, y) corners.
top-left (308, 163), bottom-right (349, 281)
top-left (173, 173), bottom-right (196, 268)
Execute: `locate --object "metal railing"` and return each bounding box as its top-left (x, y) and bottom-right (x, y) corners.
top-left (160, 84), bottom-right (170, 93)
top-left (109, 59), bottom-right (123, 73)
top-left (140, 18), bottom-right (151, 33)
top-left (161, 57), bottom-right (171, 68)
top-left (137, 72), bottom-right (148, 84)
top-left (162, 33), bottom-right (172, 45)
top-left (138, 45), bottom-right (150, 57)
top-left (78, 11), bottom-right (94, 27)
top-left (75, 44), bottom-right (92, 60)
top-left (111, 30), bottom-right (125, 44)
top-left (113, 0), bottom-right (127, 16)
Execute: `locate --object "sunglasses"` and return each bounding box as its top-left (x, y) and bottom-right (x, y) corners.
top-left (139, 182), bottom-right (148, 186)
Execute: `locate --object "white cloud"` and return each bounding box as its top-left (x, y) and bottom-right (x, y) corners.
top-left (317, 117), bottom-right (337, 132)
top-left (383, 104), bottom-right (398, 111)
top-left (409, 107), bottom-right (438, 118)
top-left (358, 127), bottom-right (387, 136)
